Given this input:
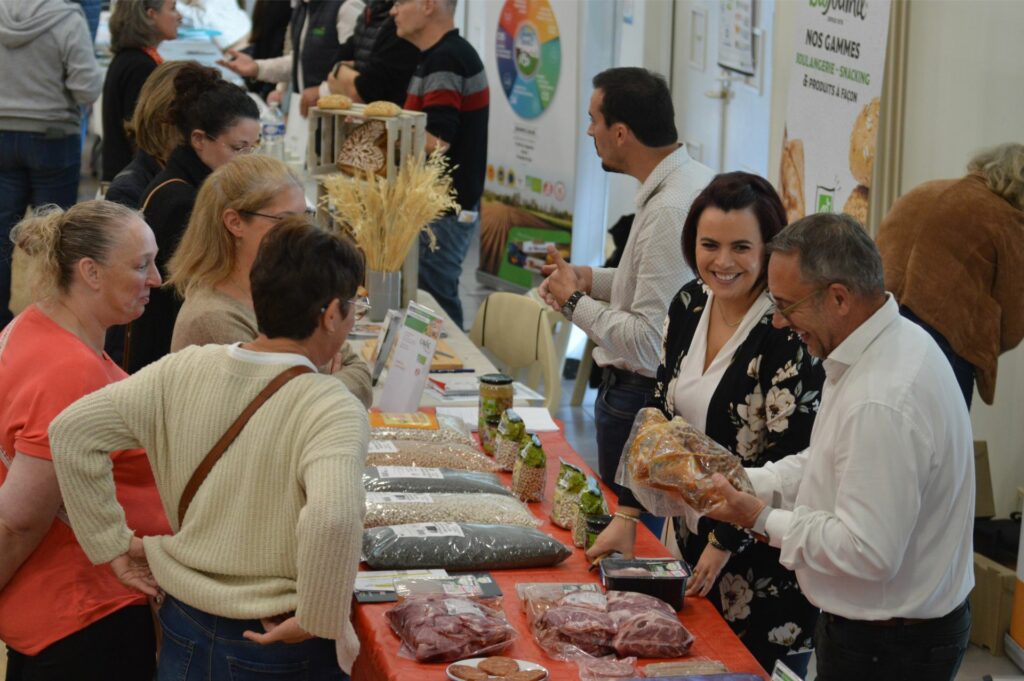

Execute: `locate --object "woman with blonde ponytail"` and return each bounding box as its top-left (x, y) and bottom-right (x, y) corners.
top-left (168, 154), bottom-right (372, 406)
top-left (0, 201), bottom-right (170, 679)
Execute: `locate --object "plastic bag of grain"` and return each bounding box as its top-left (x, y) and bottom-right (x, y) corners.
top-left (550, 460), bottom-right (586, 529)
top-left (572, 477), bottom-right (610, 548)
top-left (364, 492), bottom-right (539, 528)
top-left (366, 440), bottom-right (499, 472)
top-left (511, 434), bottom-right (547, 502)
top-left (363, 466), bottom-right (513, 496)
top-left (494, 409), bottom-right (526, 471)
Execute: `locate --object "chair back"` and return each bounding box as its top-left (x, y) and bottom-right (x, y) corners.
top-left (469, 292), bottom-right (561, 413)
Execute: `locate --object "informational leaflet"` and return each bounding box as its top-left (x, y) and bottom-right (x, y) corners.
top-left (379, 301), bottom-right (444, 412)
top-left (777, 0), bottom-right (892, 227)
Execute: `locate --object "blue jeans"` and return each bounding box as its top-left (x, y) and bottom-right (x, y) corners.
top-left (157, 595), bottom-right (347, 681)
top-left (899, 305), bottom-right (975, 409)
top-left (594, 373), bottom-right (664, 537)
top-left (419, 210), bottom-right (477, 329)
top-left (814, 599), bottom-right (970, 681)
top-left (0, 131), bottom-right (81, 327)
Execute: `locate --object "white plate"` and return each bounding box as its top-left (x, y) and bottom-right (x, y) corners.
top-left (445, 657), bottom-right (549, 680)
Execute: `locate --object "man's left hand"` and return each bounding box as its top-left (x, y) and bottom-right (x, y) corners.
top-left (704, 473), bottom-right (766, 529)
top-left (299, 86), bottom-right (321, 117)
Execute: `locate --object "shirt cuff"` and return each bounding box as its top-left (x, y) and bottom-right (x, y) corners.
top-left (745, 468), bottom-right (777, 504)
top-left (570, 295), bottom-right (600, 332)
top-left (319, 81), bottom-right (331, 97)
top-left (765, 508), bottom-right (793, 549)
top-left (590, 267), bottom-right (614, 300)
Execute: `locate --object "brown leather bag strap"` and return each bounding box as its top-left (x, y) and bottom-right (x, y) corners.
top-left (177, 364), bottom-right (314, 526)
top-left (141, 178), bottom-right (188, 213)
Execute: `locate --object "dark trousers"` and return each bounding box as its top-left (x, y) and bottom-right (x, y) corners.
top-left (5, 605), bottom-right (155, 681)
top-left (814, 599), bottom-right (971, 681)
top-left (594, 369), bottom-right (664, 537)
top-left (0, 131), bottom-right (82, 328)
top-left (899, 305), bottom-right (975, 409)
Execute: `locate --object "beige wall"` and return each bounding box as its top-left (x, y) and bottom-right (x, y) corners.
top-left (769, 0), bottom-right (1024, 514)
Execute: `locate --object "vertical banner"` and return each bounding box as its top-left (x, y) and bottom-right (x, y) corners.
top-left (778, 0), bottom-right (892, 227)
top-left (479, 0), bottom-right (578, 290)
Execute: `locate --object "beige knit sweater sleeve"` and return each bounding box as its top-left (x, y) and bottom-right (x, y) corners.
top-left (332, 342), bottom-right (372, 408)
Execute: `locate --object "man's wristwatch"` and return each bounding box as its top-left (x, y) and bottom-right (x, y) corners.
top-left (560, 290), bottom-right (586, 320)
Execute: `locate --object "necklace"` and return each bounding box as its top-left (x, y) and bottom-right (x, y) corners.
top-left (716, 300), bottom-right (743, 328)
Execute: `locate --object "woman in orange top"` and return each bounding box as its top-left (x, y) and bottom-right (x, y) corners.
top-left (0, 200), bottom-right (169, 680)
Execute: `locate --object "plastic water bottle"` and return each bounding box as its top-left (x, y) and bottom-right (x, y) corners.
top-left (260, 103), bottom-right (285, 161)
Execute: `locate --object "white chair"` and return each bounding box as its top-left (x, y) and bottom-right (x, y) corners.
top-left (469, 292), bottom-right (561, 414)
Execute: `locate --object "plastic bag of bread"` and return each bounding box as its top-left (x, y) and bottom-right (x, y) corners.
top-left (615, 407), bottom-right (754, 517)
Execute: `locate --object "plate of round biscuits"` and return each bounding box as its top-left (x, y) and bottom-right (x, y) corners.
top-left (446, 656), bottom-right (548, 681)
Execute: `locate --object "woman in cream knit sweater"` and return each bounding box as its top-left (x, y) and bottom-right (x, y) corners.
top-left (50, 221), bottom-right (368, 679)
top-left (166, 153), bottom-right (372, 407)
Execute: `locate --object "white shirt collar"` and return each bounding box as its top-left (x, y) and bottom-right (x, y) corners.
top-left (822, 293), bottom-right (899, 383)
top-left (226, 343), bottom-right (319, 372)
top-left (635, 144), bottom-right (693, 210)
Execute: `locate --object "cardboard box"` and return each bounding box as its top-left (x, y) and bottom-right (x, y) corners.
top-left (976, 440), bottom-right (996, 519)
top-left (971, 552), bottom-right (1017, 655)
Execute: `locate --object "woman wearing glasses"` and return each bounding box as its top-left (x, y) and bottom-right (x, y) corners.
top-left (128, 63), bottom-right (260, 373)
top-left (167, 155), bottom-right (371, 406)
top-left (586, 172), bottom-right (825, 676)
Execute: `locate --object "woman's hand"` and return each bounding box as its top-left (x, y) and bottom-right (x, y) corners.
top-left (110, 536), bottom-right (159, 598)
top-left (685, 542), bottom-right (731, 597)
top-left (243, 615), bottom-right (314, 645)
top-left (584, 514), bottom-right (637, 561)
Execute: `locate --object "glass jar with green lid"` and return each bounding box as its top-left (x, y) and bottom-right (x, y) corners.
top-left (478, 373), bottom-right (514, 454)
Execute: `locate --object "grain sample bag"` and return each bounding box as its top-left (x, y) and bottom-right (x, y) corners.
top-left (551, 460), bottom-right (586, 529)
top-left (366, 440), bottom-right (499, 472)
top-left (616, 407), bottom-right (754, 517)
top-left (363, 466), bottom-right (513, 496)
top-left (511, 434), bottom-right (547, 502)
top-left (363, 492), bottom-right (538, 529)
top-left (362, 522), bottom-right (571, 571)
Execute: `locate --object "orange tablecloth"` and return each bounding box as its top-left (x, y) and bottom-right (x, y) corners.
top-left (351, 428), bottom-right (768, 680)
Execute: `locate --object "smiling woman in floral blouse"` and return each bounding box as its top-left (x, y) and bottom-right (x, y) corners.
top-left (587, 172), bottom-right (825, 675)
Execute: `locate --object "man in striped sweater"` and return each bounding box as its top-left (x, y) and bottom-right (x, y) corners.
top-left (391, 0), bottom-right (488, 329)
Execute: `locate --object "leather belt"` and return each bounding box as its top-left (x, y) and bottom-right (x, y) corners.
top-left (826, 598), bottom-right (969, 628)
top-left (603, 366), bottom-right (657, 390)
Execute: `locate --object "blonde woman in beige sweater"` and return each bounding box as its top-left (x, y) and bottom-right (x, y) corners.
top-left (50, 221), bottom-right (368, 679)
top-left (166, 153), bottom-right (373, 407)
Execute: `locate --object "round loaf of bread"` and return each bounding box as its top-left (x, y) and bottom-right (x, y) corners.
top-left (364, 100), bottom-right (401, 118)
top-left (317, 94), bottom-right (352, 110)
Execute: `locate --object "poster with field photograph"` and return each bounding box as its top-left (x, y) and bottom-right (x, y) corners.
top-left (479, 0), bottom-right (577, 290)
top-left (778, 0), bottom-right (891, 228)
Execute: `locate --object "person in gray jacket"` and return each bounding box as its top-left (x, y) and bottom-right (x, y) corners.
top-left (0, 0), bottom-right (102, 328)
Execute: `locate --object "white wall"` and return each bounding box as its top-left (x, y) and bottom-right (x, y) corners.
top-left (768, 0), bottom-right (1024, 514)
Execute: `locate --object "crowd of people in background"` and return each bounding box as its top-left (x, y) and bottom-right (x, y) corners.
top-left (0, 1), bottom-right (1021, 680)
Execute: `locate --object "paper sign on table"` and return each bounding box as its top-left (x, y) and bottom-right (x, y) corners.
top-left (379, 302), bottom-right (444, 412)
top-left (436, 406), bottom-right (559, 433)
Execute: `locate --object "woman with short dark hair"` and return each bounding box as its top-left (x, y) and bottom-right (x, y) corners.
top-left (588, 172), bottom-right (825, 676)
top-left (102, 0), bottom-right (180, 181)
top-left (51, 220), bottom-right (368, 680)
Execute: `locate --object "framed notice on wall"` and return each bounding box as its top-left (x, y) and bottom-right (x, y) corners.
top-left (718, 0), bottom-right (756, 76)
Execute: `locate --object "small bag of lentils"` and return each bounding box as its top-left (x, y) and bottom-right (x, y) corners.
top-left (511, 434), bottom-right (547, 502)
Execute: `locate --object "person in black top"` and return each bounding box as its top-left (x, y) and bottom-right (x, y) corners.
top-left (241, 0), bottom-right (293, 101)
top-left (126, 64), bottom-right (260, 373)
top-left (101, 0), bottom-right (180, 181)
top-left (391, 0), bottom-right (489, 328)
top-left (325, 0), bottom-right (418, 105)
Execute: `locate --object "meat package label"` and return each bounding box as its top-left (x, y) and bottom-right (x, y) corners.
top-left (376, 466), bottom-right (445, 479)
top-left (444, 599), bottom-right (484, 616)
top-left (366, 492), bottom-right (435, 504)
top-left (368, 440), bottom-right (400, 454)
top-left (392, 522), bottom-right (465, 538)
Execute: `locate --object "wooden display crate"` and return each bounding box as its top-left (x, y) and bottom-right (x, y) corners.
top-left (308, 105), bottom-right (427, 309)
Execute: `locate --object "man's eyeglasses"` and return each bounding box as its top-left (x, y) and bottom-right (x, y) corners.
top-left (767, 285), bottom-right (829, 320)
top-left (204, 132), bottom-right (260, 155)
top-left (239, 208), bottom-right (317, 221)
top-left (320, 296), bottom-right (371, 321)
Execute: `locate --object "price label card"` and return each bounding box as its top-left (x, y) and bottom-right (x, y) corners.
top-left (444, 599), bottom-right (483, 616)
top-left (391, 522), bottom-right (464, 539)
top-left (365, 493), bottom-right (434, 504)
top-left (368, 440), bottom-right (400, 454)
top-left (376, 466), bottom-right (444, 480)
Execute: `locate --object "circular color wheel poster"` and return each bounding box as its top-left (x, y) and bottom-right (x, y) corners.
top-left (496, 0), bottom-right (561, 119)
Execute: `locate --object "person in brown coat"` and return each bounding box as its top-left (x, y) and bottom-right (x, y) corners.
top-left (876, 143), bottom-right (1024, 408)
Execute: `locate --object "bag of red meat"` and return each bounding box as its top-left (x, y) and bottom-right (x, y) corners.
top-left (606, 591), bottom-right (694, 658)
top-left (384, 593), bottom-right (516, 662)
top-left (574, 655), bottom-right (641, 681)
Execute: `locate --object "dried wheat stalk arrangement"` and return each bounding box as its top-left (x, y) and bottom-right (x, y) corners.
top-left (320, 151), bottom-right (460, 272)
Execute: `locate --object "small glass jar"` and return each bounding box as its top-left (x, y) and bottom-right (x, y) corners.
top-left (478, 373), bottom-right (514, 454)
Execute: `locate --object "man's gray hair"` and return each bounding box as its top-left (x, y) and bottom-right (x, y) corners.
top-left (767, 213), bottom-right (885, 297)
top-left (437, 0), bottom-right (458, 14)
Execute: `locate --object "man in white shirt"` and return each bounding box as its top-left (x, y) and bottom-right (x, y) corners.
top-left (705, 213), bottom-right (974, 681)
top-left (540, 67), bottom-right (713, 545)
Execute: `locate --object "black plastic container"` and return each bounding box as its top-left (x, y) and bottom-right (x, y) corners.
top-left (599, 557), bottom-right (692, 611)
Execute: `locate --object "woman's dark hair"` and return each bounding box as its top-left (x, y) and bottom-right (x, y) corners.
top-left (591, 67), bottom-right (677, 147)
top-left (167, 63), bottom-right (259, 140)
top-left (250, 217), bottom-right (366, 341)
top-left (681, 172), bottom-right (787, 281)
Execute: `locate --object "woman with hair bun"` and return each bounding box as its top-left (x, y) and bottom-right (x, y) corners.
top-left (127, 62), bottom-right (260, 373)
top-left (0, 200), bottom-right (169, 679)
top-left (168, 154), bottom-right (373, 407)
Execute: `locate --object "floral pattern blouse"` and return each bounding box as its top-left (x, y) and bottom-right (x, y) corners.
top-left (651, 279), bottom-right (826, 669)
